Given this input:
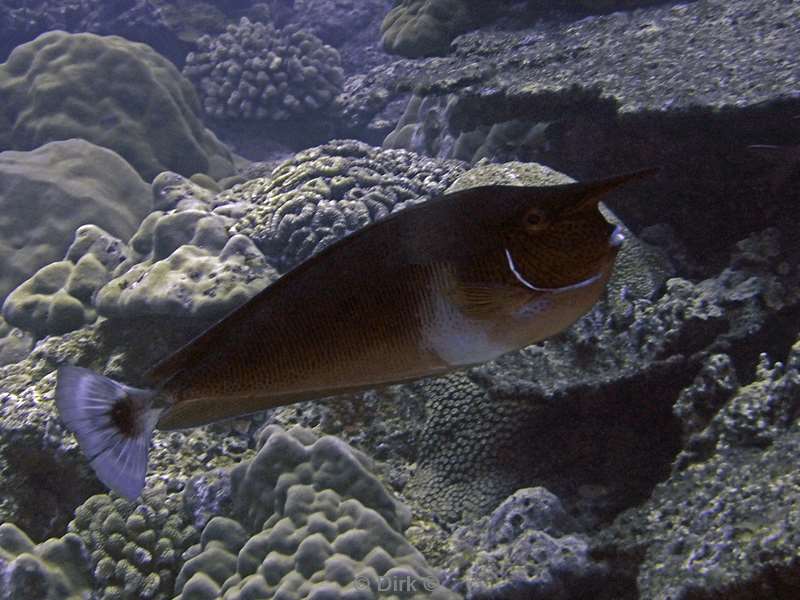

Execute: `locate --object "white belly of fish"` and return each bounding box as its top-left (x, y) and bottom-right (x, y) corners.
top-left (424, 295), bottom-right (509, 366)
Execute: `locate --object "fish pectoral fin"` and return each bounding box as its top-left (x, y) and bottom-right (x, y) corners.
top-left (447, 283), bottom-right (535, 319)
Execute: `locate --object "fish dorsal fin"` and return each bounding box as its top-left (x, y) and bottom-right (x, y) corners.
top-left (447, 283), bottom-right (535, 320)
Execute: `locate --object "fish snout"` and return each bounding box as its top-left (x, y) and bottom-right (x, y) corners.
top-left (609, 225), bottom-right (626, 249)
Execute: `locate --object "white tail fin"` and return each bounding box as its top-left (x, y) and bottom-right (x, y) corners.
top-left (55, 366), bottom-right (162, 500)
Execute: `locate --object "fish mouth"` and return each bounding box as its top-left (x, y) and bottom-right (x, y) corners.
top-left (609, 225), bottom-right (625, 248)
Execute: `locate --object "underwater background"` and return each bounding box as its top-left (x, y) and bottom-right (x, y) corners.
top-left (0, 0), bottom-right (799, 598)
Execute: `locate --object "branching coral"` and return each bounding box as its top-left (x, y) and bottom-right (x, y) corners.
top-left (183, 17), bottom-right (344, 121)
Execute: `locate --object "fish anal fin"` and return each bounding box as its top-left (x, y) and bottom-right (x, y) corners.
top-left (448, 283), bottom-right (535, 319)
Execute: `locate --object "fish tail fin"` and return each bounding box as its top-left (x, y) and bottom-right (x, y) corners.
top-left (55, 366), bottom-right (163, 501)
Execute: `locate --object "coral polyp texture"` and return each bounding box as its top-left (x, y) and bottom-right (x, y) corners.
top-left (183, 17), bottom-right (344, 121)
top-left (175, 425), bottom-right (457, 600)
top-left (0, 30), bottom-right (235, 181)
top-left (68, 492), bottom-right (198, 600)
top-left (95, 173), bottom-right (278, 322)
top-left (231, 140), bottom-right (467, 272)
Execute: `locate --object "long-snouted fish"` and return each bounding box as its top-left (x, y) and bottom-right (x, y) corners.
top-left (55, 169), bottom-right (654, 499)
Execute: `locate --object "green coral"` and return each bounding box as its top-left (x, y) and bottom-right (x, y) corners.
top-left (2, 224), bottom-right (129, 338)
top-left (231, 139), bottom-right (467, 272)
top-left (175, 426), bottom-right (457, 599)
top-left (0, 139), bottom-right (150, 303)
top-left (0, 30), bottom-right (235, 181)
top-left (0, 522), bottom-right (92, 600)
top-left (2, 260), bottom-right (100, 338)
top-left (68, 492), bottom-right (198, 600)
top-left (95, 174), bottom-right (278, 321)
top-left (381, 0), bottom-right (493, 57)
top-left (183, 17), bottom-right (344, 120)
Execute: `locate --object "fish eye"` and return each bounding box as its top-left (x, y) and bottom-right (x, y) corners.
top-left (523, 208), bottom-right (548, 231)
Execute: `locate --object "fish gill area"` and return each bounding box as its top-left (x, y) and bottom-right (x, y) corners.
top-left (0, 0), bottom-right (799, 599)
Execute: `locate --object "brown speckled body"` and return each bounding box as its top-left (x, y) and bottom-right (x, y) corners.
top-left (152, 172), bottom-right (649, 429)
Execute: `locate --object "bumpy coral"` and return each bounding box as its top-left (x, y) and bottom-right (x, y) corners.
top-left (0, 139), bottom-right (150, 303)
top-left (232, 140), bottom-right (467, 272)
top-left (183, 17), bottom-right (344, 121)
top-left (68, 492), bottom-right (198, 600)
top-left (0, 317), bottom-right (33, 366)
top-left (381, 0), bottom-right (493, 57)
top-left (95, 173), bottom-right (277, 321)
top-left (383, 93), bottom-right (552, 164)
top-left (2, 225), bottom-right (127, 337)
top-left (442, 488), bottom-right (607, 599)
top-left (0, 522), bottom-right (92, 600)
top-left (175, 425), bottom-right (456, 599)
top-left (0, 31), bottom-right (235, 181)
top-left (596, 336), bottom-right (800, 599)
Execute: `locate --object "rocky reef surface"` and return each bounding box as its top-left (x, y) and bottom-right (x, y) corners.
top-left (0, 1), bottom-right (799, 599)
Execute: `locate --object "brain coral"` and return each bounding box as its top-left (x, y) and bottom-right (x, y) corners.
top-left (183, 17), bottom-right (344, 121)
top-left (68, 492), bottom-right (198, 600)
top-left (0, 139), bottom-right (150, 303)
top-left (0, 30), bottom-right (235, 181)
top-left (231, 139), bottom-right (467, 272)
top-left (175, 425), bottom-right (457, 599)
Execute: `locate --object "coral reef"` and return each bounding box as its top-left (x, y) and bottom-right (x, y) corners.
top-left (595, 335), bottom-right (800, 598)
top-left (285, 0), bottom-right (386, 49)
top-left (183, 17), bottom-right (344, 121)
top-left (383, 93), bottom-right (551, 164)
top-left (232, 139), bottom-right (467, 272)
top-left (68, 492), bottom-right (198, 600)
top-left (0, 0), bottom-right (181, 64)
top-left (0, 522), bottom-right (92, 600)
top-left (406, 209), bottom-right (798, 523)
top-left (0, 317), bottom-right (33, 367)
top-left (380, 0), bottom-right (495, 58)
top-left (0, 140), bottom-right (150, 304)
top-left (95, 173), bottom-right (278, 321)
top-left (2, 224), bottom-right (131, 339)
top-left (176, 425), bottom-right (455, 599)
top-left (0, 31), bottom-right (235, 181)
top-left (3, 261), bottom-right (102, 339)
top-left (442, 488), bottom-right (607, 599)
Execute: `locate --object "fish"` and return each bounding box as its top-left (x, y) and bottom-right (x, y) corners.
top-left (55, 168), bottom-right (654, 499)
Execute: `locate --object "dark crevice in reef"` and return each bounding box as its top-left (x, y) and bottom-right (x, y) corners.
top-left (723, 304), bottom-right (800, 384)
top-left (2, 445), bottom-right (103, 542)
top-left (404, 90), bottom-right (800, 279)
top-left (512, 359), bottom-right (690, 531)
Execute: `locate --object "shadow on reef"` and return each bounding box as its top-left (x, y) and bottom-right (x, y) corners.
top-left (0, 433), bottom-right (104, 543)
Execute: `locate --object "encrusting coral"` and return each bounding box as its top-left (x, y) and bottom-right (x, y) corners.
top-left (0, 30), bottom-right (235, 181)
top-left (183, 17), bottom-right (344, 121)
top-left (596, 334), bottom-right (800, 598)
